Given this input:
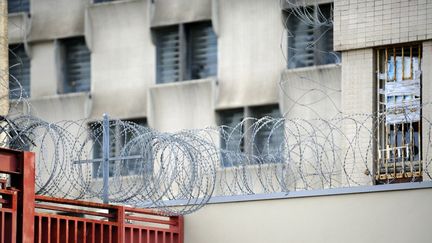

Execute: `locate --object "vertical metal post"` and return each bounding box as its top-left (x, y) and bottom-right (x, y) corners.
top-left (102, 113), bottom-right (110, 204)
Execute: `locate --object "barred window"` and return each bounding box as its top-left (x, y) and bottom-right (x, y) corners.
top-left (218, 105), bottom-right (284, 167)
top-left (286, 3), bottom-right (339, 69)
top-left (219, 109), bottom-right (245, 167)
top-left (59, 37), bottom-right (91, 94)
top-left (376, 44), bottom-right (422, 183)
top-left (9, 44), bottom-right (30, 99)
top-left (8, 0), bottom-right (29, 14)
top-left (155, 21), bottom-right (217, 84)
top-left (91, 119), bottom-right (150, 178)
top-left (250, 105), bottom-right (284, 161)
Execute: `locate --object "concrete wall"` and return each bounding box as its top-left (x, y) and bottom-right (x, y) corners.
top-left (28, 0), bottom-right (86, 41)
top-left (334, 0), bottom-right (432, 51)
top-left (148, 79), bottom-right (216, 132)
top-left (215, 0), bottom-right (285, 109)
top-left (278, 64), bottom-right (342, 189)
top-left (279, 64), bottom-right (341, 119)
top-left (185, 187), bottom-right (432, 243)
top-left (150, 0), bottom-right (212, 27)
top-left (8, 13), bottom-right (29, 44)
top-left (87, 0), bottom-right (154, 120)
top-left (30, 41), bottom-right (57, 97)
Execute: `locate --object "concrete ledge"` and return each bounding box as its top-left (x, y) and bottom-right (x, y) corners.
top-left (159, 181), bottom-right (432, 206)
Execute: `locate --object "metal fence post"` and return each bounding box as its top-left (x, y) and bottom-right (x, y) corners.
top-left (103, 114), bottom-right (110, 204)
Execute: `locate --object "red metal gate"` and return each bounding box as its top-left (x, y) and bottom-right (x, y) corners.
top-left (0, 148), bottom-right (184, 243)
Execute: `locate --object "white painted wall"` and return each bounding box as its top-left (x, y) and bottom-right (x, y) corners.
top-left (185, 187), bottom-right (432, 243)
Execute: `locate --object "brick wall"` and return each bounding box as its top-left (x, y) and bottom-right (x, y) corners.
top-left (341, 48), bottom-right (375, 186)
top-left (334, 0), bottom-right (432, 51)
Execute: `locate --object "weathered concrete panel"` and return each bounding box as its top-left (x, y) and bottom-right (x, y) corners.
top-left (30, 41), bottom-right (58, 97)
top-left (280, 64), bottom-right (341, 120)
top-left (26, 92), bottom-right (92, 122)
top-left (150, 0), bottom-right (212, 27)
top-left (216, 0), bottom-right (285, 109)
top-left (8, 13), bottom-right (29, 44)
top-left (28, 0), bottom-right (86, 41)
top-left (148, 79), bottom-right (216, 132)
top-left (87, 0), bottom-right (154, 119)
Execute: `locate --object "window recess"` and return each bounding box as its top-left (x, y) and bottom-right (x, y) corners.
top-left (376, 44), bottom-right (422, 183)
top-left (286, 3), bottom-right (340, 69)
top-left (218, 105), bottom-right (284, 167)
top-left (8, 0), bottom-right (30, 14)
top-left (91, 119), bottom-right (151, 178)
top-left (93, 0), bottom-right (116, 3)
top-left (59, 37), bottom-right (91, 94)
top-left (9, 44), bottom-right (30, 99)
top-left (155, 21), bottom-right (217, 84)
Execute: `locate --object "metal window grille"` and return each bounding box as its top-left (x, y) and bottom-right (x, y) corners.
top-left (187, 21), bottom-right (218, 79)
top-left (287, 3), bottom-right (339, 69)
top-left (8, 0), bottom-right (30, 13)
top-left (156, 26), bottom-right (181, 84)
top-left (156, 21), bottom-right (217, 84)
top-left (250, 105), bottom-right (284, 162)
top-left (9, 44), bottom-right (30, 99)
top-left (219, 109), bottom-right (244, 167)
top-left (219, 105), bottom-right (284, 167)
top-left (93, 0), bottom-right (115, 3)
top-left (61, 37), bottom-right (91, 93)
top-left (91, 119), bottom-right (148, 178)
top-left (376, 44), bottom-right (422, 183)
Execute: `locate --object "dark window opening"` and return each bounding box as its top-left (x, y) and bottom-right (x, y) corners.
top-left (286, 3), bottom-right (340, 69)
top-left (155, 21), bottom-right (217, 84)
top-left (91, 119), bottom-right (151, 178)
top-left (218, 109), bottom-right (244, 167)
top-left (59, 37), bottom-right (91, 94)
top-left (8, 0), bottom-right (30, 14)
top-left (9, 44), bottom-right (30, 99)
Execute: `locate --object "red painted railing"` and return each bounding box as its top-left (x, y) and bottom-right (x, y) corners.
top-left (34, 195), bottom-right (184, 243)
top-left (124, 207), bottom-right (183, 243)
top-left (0, 148), bottom-right (184, 243)
top-left (0, 187), bottom-right (18, 243)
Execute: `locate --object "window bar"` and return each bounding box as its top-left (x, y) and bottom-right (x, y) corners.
top-left (410, 46), bottom-right (413, 80)
top-left (376, 49), bottom-right (381, 180)
top-left (408, 46), bottom-right (414, 177)
top-left (384, 48), bottom-right (389, 180)
top-left (179, 24), bottom-right (187, 81)
top-left (393, 47), bottom-right (397, 179)
top-left (417, 43), bottom-right (422, 178)
top-left (401, 47), bottom-right (405, 176)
